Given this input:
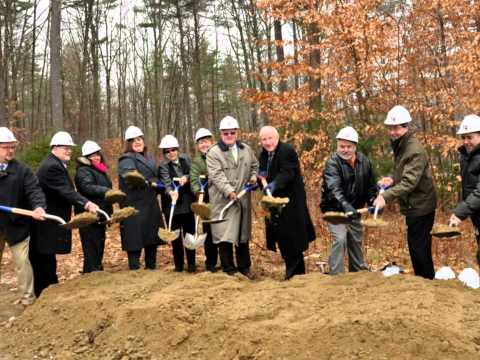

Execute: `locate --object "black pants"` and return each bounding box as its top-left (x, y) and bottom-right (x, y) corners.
top-left (283, 253), bottom-right (306, 280)
top-left (29, 248), bottom-right (58, 297)
top-left (127, 244), bottom-right (158, 270)
top-left (218, 242), bottom-right (251, 274)
top-left (79, 224), bottom-right (106, 273)
top-left (203, 223), bottom-right (218, 270)
top-left (406, 212), bottom-right (435, 279)
top-left (171, 212), bottom-right (196, 271)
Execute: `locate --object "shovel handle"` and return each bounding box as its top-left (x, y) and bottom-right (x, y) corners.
top-left (260, 177), bottom-right (273, 197)
top-left (198, 192), bottom-right (204, 204)
top-left (96, 209), bottom-right (111, 222)
top-left (0, 206), bottom-right (66, 225)
top-left (374, 188), bottom-right (385, 219)
top-left (344, 208), bottom-right (369, 216)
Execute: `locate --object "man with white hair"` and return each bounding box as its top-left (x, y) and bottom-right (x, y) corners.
top-left (320, 126), bottom-right (376, 275)
top-left (30, 131), bottom-right (99, 296)
top-left (206, 116), bottom-right (258, 277)
top-left (0, 127), bottom-right (46, 305)
top-left (258, 126), bottom-right (315, 279)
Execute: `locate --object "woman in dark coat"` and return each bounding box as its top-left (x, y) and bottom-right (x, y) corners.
top-left (258, 126), bottom-right (316, 280)
top-left (118, 126), bottom-right (163, 270)
top-left (75, 140), bottom-right (113, 273)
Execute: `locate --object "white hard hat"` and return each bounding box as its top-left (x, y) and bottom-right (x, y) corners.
top-left (159, 134), bottom-right (179, 149)
top-left (124, 125), bottom-right (144, 141)
top-left (50, 131), bottom-right (76, 146)
top-left (81, 140), bottom-right (102, 156)
top-left (457, 114), bottom-right (480, 135)
top-left (336, 126), bottom-right (359, 143)
top-left (384, 105), bottom-right (412, 125)
top-left (0, 127), bottom-right (17, 143)
top-left (195, 128), bottom-right (213, 142)
top-left (219, 116), bottom-right (240, 130)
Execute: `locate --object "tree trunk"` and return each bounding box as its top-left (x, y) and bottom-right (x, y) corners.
top-left (49, 0), bottom-right (63, 130)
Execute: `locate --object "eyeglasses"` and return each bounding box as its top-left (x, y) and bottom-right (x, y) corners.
top-left (221, 131), bottom-right (237, 136)
top-left (163, 148), bottom-right (177, 154)
top-left (0, 145), bottom-right (17, 150)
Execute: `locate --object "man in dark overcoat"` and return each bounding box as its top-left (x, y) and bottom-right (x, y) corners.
top-left (30, 131), bottom-right (99, 296)
top-left (258, 126), bottom-right (316, 279)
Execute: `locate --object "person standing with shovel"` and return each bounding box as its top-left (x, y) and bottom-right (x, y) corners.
top-left (190, 128), bottom-right (218, 272)
top-left (158, 134), bottom-right (197, 273)
top-left (373, 105), bottom-right (437, 279)
top-left (258, 126), bottom-right (316, 280)
top-left (31, 131), bottom-right (100, 296)
top-left (0, 127), bottom-right (46, 305)
top-left (75, 141), bottom-right (114, 273)
top-left (206, 116), bottom-right (259, 277)
top-left (118, 126), bottom-right (163, 271)
top-left (448, 114), bottom-right (480, 267)
top-left (320, 126), bottom-right (377, 275)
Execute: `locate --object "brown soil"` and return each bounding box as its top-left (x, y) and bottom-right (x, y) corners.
top-left (1, 271), bottom-right (480, 360)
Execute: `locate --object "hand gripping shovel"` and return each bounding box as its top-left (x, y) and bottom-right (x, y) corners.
top-left (259, 176), bottom-right (289, 209)
top-left (362, 185), bottom-right (390, 228)
top-left (159, 178), bottom-right (181, 242)
top-left (0, 205), bottom-right (67, 225)
top-left (190, 175), bottom-right (211, 220)
top-left (202, 183), bottom-right (257, 225)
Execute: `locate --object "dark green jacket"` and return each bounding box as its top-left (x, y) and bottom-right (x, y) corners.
top-left (453, 144), bottom-right (480, 220)
top-left (382, 132), bottom-right (437, 217)
top-left (190, 153), bottom-right (208, 199)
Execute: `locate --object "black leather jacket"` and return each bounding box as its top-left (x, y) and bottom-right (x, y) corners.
top-left (320, 152), bottom-right (377, 213)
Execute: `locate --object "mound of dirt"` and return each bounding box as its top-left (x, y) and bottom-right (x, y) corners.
top-left (1, 271), bottom-right (480, 359)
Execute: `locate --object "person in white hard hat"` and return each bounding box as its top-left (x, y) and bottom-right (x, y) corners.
top-left (30, 131), bottom-right (100, 296)
top-left (320, 126), bottom-right (376, 274)
top-left (190, 128), bottom-right (218, 272)
top-left (74, 141), bottom-right (113, 273)
top-left (449, 114), bottom-right (480, 266)
top-left (158, 134), bottom-right (197, 272)
top-left (118, 126), bottom-right (164, 270)
top-left (373, 105), bottom-right (437, 279)
top-left (0, 127), bottom-right (46, 305)
top-left (206, 116), bottom-right (259, 277)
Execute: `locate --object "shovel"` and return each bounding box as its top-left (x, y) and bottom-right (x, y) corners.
top-left (190, 175), bottom-right (211, 220)
top-left (259, 177), bottom-right (289, 209)
top-left (123, 170), bottom-right (165, 191)
top-left (159, 178), bottom-right (182, 242)
top-left (0, 205), bottom-right (66, 225)
top-left (184, 212), bottom-right (207, 250)
top-left (431, 223), bottom-right (462, 238)
top-left (62, 209), bottom-right (110, 229)
top-left (323, 207), bottom-right (370, 225)
top-left (202, 183), bottom-right (257, 225)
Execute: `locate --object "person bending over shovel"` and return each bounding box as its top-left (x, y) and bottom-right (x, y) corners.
top-left (31, 131), bottom-right (100, 296)
top-left (0, 127), bottom-right (46, 305)
top-left (373, 105), bottom-right (437, 279)
top-left (320, 126), bottom-right (376, 275)
top-left (448, 114), bottom-right (480, 267)
top-left (190, 128), bottom-right (218, 272)
top-left (158, 134), bottom-right (197, 273)
top-left (258, 126), bottom-right (316, 280)
top-left (206, 116), bottom-right (258, 277)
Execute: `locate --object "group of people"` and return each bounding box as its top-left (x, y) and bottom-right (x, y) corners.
top-left (1, 104), bottom-right (480, 306)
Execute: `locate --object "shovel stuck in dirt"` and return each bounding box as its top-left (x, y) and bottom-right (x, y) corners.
top-left (430, 224), bottom-right (462, 238)
top-left (190, 176), bottom-right (211, 220)
top-left (202, 183), bottom-right (257, 225)
top-left (259, 177), bottom-right (289, 209)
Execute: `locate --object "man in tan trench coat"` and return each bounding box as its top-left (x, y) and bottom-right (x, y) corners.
top-left (206, 116), bottom-right (258, 276)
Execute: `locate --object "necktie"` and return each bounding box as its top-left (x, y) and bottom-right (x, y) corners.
top-left (267, 152), bottom-right (274, 175)
top-left (231, 147), bottom-right (238, 164)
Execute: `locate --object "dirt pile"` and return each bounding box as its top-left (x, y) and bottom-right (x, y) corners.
top-left (1, 271), bottom-right (480, 359)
